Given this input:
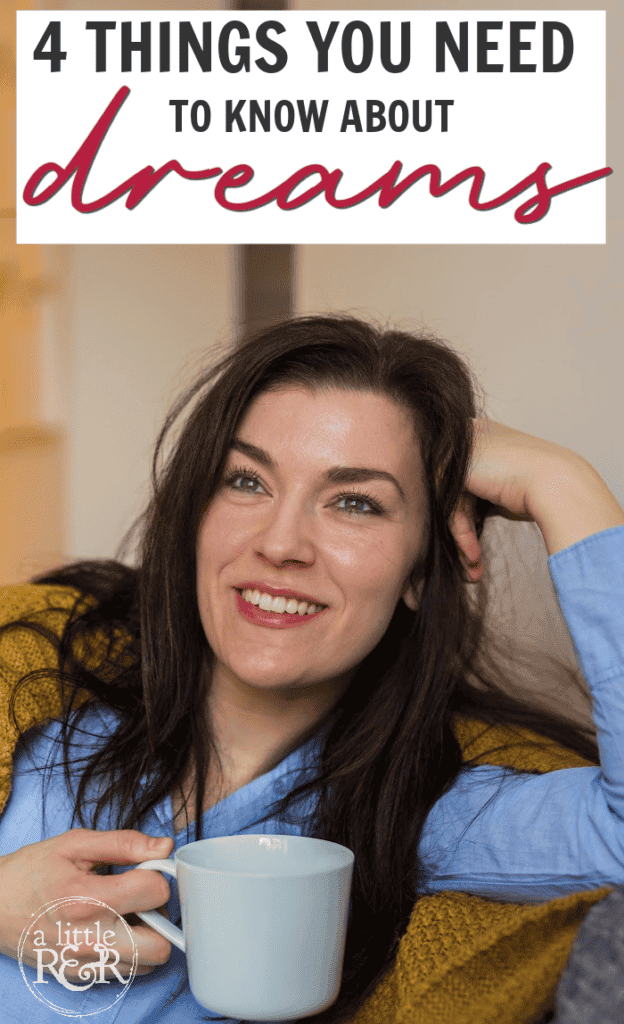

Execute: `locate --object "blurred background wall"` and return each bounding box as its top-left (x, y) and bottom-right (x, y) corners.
top-left (1, 0), bottom-right (621, 604)
top-left (2, 0), bottom-right (237, 581)
top-left (49, 245), bottom-right (235, 562)
top-left (292, 0), bottom-right (623, 511)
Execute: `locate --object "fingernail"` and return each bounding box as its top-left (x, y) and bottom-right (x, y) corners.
top-left (149, 836), bottom-right (170, 849)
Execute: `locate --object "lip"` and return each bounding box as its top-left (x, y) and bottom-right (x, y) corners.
top-left (234, 581), bottom-right (327, 606)
top-left (234, 591), bottom-right (327, 629)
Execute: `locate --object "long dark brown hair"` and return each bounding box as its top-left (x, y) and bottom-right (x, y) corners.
top-left (5, 316), bottom-right (598, 1024)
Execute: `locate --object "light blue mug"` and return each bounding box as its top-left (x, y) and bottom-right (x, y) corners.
top-left (134, 834), bottom-right (354, 1021)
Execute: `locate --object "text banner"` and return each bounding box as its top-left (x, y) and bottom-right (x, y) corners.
top-left (16, 10), bottom-right (608, 243)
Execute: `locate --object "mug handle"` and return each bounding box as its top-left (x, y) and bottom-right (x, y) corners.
top-left (133, 859), bottom-right (185, 952)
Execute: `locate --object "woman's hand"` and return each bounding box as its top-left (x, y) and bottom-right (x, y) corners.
top-left (451, 419), bottom-right (624, 582)
top-left (0, 828), bottom-right (175, 977)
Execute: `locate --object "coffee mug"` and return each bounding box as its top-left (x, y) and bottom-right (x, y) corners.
top-left (133, 834), bottom-right (354, 1021)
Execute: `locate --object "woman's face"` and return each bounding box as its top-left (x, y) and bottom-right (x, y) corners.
top-left (195, 386), bottom-right (428, 699)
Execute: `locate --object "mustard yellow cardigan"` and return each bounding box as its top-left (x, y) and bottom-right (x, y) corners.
top-left (0, 583), bottom-right (611, 1024)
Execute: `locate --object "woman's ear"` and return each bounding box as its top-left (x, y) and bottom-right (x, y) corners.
top-left (402, 579), bottom-right (422, 611)
top-left (450, 494), bottom-right (484, 583)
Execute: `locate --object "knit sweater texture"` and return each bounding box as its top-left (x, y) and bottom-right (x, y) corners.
top-left (0, 583), bottom-right (611, 1024)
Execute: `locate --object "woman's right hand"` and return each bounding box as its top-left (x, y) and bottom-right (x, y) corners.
top-left (0, 828), bottom-right (175, 977)
top-left (451, 418), bottom-right (624, 579)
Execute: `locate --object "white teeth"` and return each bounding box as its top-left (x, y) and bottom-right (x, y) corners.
top-left (239, 590), bottom-right (323, 616)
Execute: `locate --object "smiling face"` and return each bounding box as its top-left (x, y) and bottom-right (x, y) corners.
top-left (195, 386), bottom-right (428, 703)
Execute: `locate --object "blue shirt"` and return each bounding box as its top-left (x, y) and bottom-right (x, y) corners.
top-left (1, 525), bottom-right (623, 1023)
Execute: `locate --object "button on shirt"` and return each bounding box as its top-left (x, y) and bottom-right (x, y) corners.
top-left (0, 525), bottom-right (623, 1023)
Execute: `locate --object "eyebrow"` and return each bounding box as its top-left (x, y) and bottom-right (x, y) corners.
top-left (229, 439), bottom-right (406, 502)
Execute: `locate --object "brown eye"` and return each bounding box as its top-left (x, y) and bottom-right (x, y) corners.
top-left (233, 476), bottom-right (261, 493)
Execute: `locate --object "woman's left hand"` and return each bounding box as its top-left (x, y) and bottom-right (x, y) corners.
top-left (451, 419), bottom-right (624, 582)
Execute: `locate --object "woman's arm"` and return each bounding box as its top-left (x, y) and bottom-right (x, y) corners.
top-left (0, 717), bottom-right (175, 977)
top-left (431, 422), bottom-right (624, 901)
top-left (421, 525), bottom-right (624, 901)
top-left (451, 419), bottom-right (624, 579)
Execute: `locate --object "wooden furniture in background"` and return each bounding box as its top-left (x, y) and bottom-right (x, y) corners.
top-left (0, 0), bottom-right (64, 585)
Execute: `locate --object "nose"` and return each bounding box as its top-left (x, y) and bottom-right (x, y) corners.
top-left (254, 500), bottom-right (315, 569)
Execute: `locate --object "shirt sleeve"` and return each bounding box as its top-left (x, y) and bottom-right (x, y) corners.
top-left (0, 706), bottom-right (122, 855)
top-left (419, 524), bottom-right (624, 903)
top-left (0, 719), bottom-right (73, 856)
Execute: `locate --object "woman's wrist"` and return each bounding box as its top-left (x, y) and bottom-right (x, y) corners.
top-left (527, 452), bottom-right (624, 556)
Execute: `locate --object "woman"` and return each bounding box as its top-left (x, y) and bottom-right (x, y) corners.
top-left (0, 314), bottom-right (622, 1023)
